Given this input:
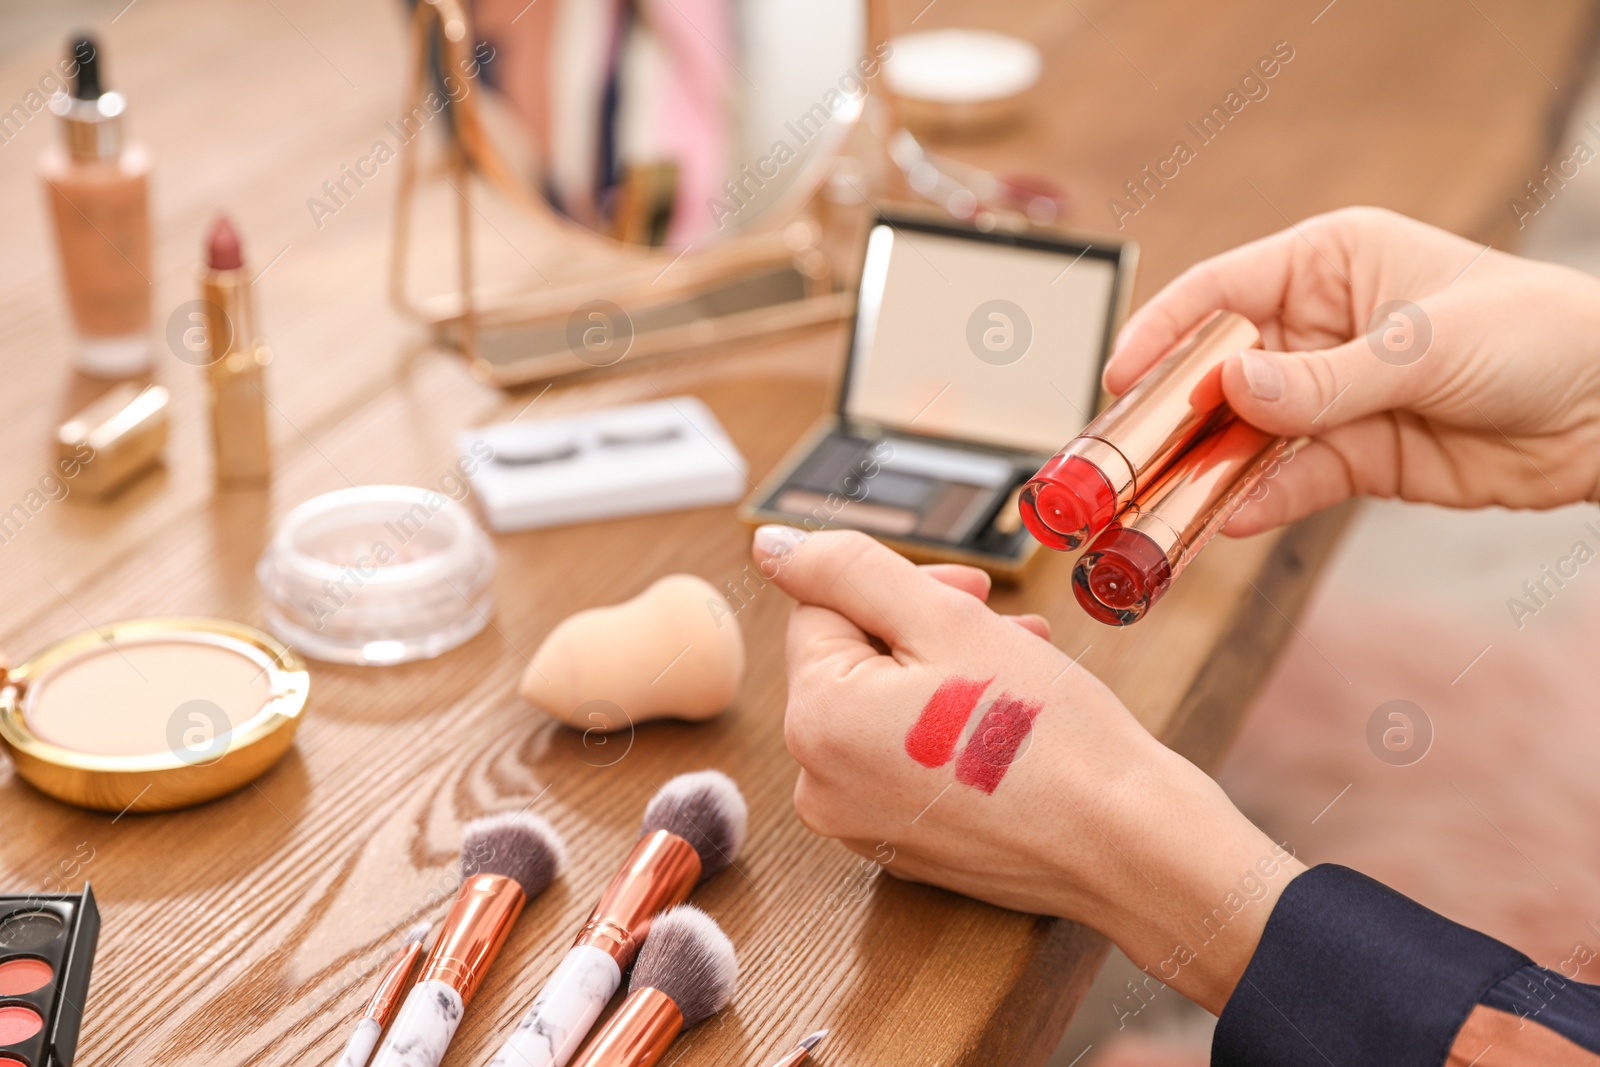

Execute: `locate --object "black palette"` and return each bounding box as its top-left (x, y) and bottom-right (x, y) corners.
top-left (0, 884), bottom-right (97, 1067)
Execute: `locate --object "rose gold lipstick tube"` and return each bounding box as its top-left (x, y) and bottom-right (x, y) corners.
top-left (565, 987), bottom-right (683, 1067)
top-left (1073, 418), bottom-right (1291, 625)
top-left (1021, 310), bottom-right (1261, 550)
top-left (575, 831), bottom-right (701, 967)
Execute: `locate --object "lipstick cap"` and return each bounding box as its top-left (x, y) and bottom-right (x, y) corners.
top-left (57, 383), bottom-right (169, 497)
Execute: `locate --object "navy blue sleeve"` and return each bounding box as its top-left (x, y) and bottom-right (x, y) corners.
top-left (1213, 864), bottom-right (1530, 1066)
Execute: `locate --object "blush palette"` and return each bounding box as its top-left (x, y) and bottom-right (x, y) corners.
top-left (0, 885), bottom-right (98, 1067)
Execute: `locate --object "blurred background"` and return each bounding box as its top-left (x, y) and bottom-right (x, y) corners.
top-left (3, 1), bottom-right (1598, 1064)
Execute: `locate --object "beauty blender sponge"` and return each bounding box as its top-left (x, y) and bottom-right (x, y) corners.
top-left (519, 574), bottom-right (744, 731)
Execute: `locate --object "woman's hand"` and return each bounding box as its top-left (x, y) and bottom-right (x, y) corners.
top-left (1106, 206), bottom-right (1600, 535)
top-left (756, 525), bottom-right (1305, 1013)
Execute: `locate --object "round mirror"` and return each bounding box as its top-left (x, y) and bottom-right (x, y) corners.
top-left (461, 0), bottom-right (869, 247)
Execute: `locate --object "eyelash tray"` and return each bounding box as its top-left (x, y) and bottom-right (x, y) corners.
top-left (0, 884), bottom-right (99, 1066)
top-left (456, 396), bottom-right (747, 532)
top-left (257, 485), bottom-right (497, 665)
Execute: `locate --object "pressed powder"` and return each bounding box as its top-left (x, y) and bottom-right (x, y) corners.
top-left (25, 636), bottom-right (271, 757)
top-left (0, 618), bottom-right (308, 812)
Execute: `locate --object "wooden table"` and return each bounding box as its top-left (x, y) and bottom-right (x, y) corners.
top-left (0, 1), bottom-right (1593, 1063)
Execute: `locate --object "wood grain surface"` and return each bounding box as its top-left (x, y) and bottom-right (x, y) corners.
top-left (0, 1), bottom-right (1594, 1064)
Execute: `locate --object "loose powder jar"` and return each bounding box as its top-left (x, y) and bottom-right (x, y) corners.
top-left (257, 485), bottom-right (497, 666)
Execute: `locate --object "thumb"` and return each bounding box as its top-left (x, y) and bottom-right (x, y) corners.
top-left (1222, 335), bottom-right (1425, 436)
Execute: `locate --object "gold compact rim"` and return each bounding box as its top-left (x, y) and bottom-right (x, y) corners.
top-left (0, 616), bottom-right (310, 813)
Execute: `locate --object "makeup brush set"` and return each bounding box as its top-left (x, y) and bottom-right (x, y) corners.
top-left (334, 770), bottom-right (823, 1067)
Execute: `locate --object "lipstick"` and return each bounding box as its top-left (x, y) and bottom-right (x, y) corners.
top-left (199, 214), bottom-right (272, 484)
top-left (1072, 418), bottom-right (1291, 625)
top-left (1020, 310), bottom-right (1261, 550)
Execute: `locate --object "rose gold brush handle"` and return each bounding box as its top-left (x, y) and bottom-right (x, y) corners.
top-left (566, 988), bottom-right (684, 1067)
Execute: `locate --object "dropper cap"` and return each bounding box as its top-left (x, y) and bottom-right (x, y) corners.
top-left (50, 34), bottom-right (126, 162)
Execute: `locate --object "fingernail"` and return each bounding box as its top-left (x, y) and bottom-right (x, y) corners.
top-left (1239, 351), bottom-right (1285, 401)
top-left (754, 524), bottom-right (807, 558)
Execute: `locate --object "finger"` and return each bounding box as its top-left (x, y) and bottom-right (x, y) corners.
top-left (1105, 227), bottom-right (1303, 394)
top-left (918, 563), bottom-right (992, 601)
top-left (1221, 336), bottom-right (1429, 436)
top-left (752, 526), bottom-right (976, 655)
top-left (785, 602), bottom-right (881, 681)
top-left (1004, 614), bottom-right (1051, 640)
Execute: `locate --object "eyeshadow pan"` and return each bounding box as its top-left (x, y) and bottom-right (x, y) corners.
top-left (0, 958), bottom-right (52, 996)
top-left (774, 489), bottom-right (919, 536)
top-left (859, 469), bottom-right (936, 509)
top-left (0, 912), bottom-right (63, 952)
top-left (0, 1005), bottom-right (42, 1046)
top-left (787, 434), bottom-right (870, 492)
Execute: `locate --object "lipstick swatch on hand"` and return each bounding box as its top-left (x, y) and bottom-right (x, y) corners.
top-left (954, 694), bottom-right (1042, 794)
top-left (905, 676), bottom-right (992, 767)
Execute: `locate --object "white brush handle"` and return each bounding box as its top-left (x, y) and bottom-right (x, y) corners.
top-left (486, 945), bottom-right (622, 1067)
top-left (370, 980), bottom-right (465, 1067)
top-left (338, 1018), bottom-right (384, 1067)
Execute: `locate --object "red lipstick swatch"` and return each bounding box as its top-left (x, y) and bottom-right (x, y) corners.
top-left (905, 676), bottom-right (991, 767)
top-left (954, 694), bottom-right (1042, 795)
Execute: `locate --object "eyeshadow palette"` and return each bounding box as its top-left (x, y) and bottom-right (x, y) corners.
top-left (0, 884), bottom-right (98, 1067)
top-left (742, 210), bottom-right (1136, 578)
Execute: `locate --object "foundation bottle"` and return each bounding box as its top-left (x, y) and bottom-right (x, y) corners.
top-left (40, 35), bottom-right (153, 377)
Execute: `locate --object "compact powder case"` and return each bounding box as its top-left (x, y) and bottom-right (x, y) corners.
top-left (743, 211), bottom-right (1135, 578)
top-left (257, 485), bottom-right (497, 665)
top-left (0, 617), bottom-right (309, 813)
top-left (0, 884), bottom-right (98, 1066)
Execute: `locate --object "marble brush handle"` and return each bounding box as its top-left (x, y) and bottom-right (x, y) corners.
top-left (369, 980), bottom-right (465, 1067)
top-left (486, 946), bottom-right (623, 1067)
top-left (337, 1018), bottom-right (383, 1067)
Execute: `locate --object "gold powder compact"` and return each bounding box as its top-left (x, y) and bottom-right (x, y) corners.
top-left (0, 617), bottom-right (309, 813)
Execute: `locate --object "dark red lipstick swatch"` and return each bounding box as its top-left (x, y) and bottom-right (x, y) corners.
top-left (904, 676), bottom-right (991, 767)
top-left (953, 694), bottom-right (1043, 795)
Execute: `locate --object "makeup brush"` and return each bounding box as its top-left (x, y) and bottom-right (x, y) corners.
top-left (763, 1030), bottom-right (829, 1067)
top-left (567, 904), bottom-right (738, 1067)
top-left (370, 812), bottom-right (567, 1067)
top-left (485, 770), bottom-right (747, 1067)
top-left (336, 922), bottom-right (431, 1067)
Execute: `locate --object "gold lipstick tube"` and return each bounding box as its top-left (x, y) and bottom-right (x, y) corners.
top-left (1073, 418), bottom-right (1290, 625)
top-left (200, 265), bottom-right (272, 484)
top-left (565, 987), bottom-right (683, 1067)
top-left (1021, 310), bottom-right (1262, 550)
top-left (573, 831), bottom-right (701, 968)
top-left (418, 873), bottom-right (526, 1005)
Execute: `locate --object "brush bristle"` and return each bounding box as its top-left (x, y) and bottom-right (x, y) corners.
top-left (799, 1029), bottom-right (828, 1051)
top-left (461, 812), bottom-right (567, 898)
top-left (639, 770), bottom-right (747, 878)
top-left (628, 904), bottom-right (737, 1028)
top-left (404, 921), bottom-right (431, 946)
